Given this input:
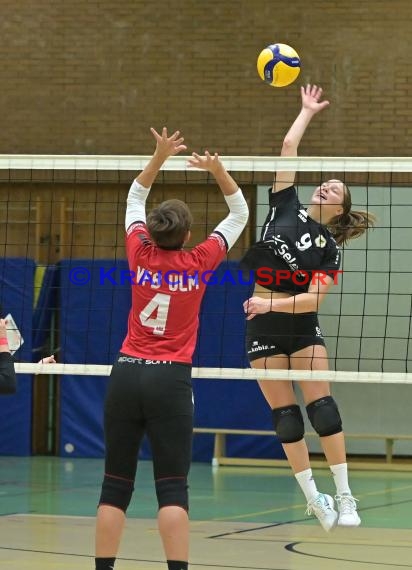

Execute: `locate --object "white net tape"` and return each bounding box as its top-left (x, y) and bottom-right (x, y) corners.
top-left (14, 363), bottom-right (412, 384)
top-left (1, 154), bottom-right (412, 172)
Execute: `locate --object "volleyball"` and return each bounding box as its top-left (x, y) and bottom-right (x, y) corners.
top-left (257, 43), bottom-right (301, 87)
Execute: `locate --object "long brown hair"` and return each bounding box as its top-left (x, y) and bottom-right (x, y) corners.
top-left (327, 184), bottom-right (377, 246)
top-left (147, 199), bottom-right (193, 249)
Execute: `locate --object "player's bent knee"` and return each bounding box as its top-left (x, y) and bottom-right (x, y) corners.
top-left (272, 404), bottom-right (305, 443)
top-left (99, 474), bottom-right (134, 512)
top-left (306, 396), bottom-right (342, 437)
top-left (155, 477), bottom-right (188, 511)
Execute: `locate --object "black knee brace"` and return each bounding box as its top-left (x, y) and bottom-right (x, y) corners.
top-left (155, 477), bottom-right (188, 511)
top-left (99, 474), bottom-right (134, 512)
top-left (272, 404), bottom-right (305, 443)
top-left (306, 396), bottom-right (342, 437)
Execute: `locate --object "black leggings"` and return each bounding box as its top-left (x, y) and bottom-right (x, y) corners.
top-left (104, 355), bottom-right (193, 481)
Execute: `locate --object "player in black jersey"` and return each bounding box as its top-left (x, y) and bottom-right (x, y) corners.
top-left (242, 85), bottom-right (376, 532)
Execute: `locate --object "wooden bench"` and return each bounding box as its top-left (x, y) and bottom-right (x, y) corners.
top-left (193, 427), bottom-right (412, 470)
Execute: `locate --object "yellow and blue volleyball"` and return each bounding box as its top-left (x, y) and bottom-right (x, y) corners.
top-left (257, 43), bottom-right (301, 87)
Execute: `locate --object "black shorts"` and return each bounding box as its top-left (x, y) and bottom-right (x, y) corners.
top-left (104, 354), bottom-right (193, 481)
top-left (246, 311), bottom-right (325, 361)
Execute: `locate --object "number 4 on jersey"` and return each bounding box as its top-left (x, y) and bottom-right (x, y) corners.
top-left (139, 293), bottom-right (171, 336)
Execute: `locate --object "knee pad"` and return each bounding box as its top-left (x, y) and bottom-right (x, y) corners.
top-left (306, 396), bottom-right (342, 437)
top-left (272, 405), bottom-right (305, 443)
top-left (99, 474), bottom-right (134, 512)
top-left (155, 477), bottom-right (188, 511)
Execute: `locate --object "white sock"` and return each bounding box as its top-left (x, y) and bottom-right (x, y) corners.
top-left (295, 468), bottom-right (319, 502)
top-left (330, 462), bottom-right (351, 495)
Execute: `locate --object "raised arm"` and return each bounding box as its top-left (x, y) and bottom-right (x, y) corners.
top-left (273, 84), bottom-right (329, 193)
top-left (125, 127), bottom-right (187, 230)
top-left (187, 151), bottom-right (249, 249)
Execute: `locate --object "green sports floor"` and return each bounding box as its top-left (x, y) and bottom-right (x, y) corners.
top-left (1, 457), bottom-right (412, 569)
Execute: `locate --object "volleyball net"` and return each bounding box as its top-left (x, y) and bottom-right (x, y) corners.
top-left (2, 154), bottom-right (412, 457)
top-left (1, 154), bottom-right (411, 381)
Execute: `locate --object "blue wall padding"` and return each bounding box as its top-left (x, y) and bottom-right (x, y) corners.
top-left (58, 260), bottom-right (130, 457)
top-left (0, 258), bottom-right (35, 455)
top-left (58, 259), bottom-right (285, 461)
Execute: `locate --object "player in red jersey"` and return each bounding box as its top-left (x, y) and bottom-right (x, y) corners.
top-left (94, 128), bottom-right (249, 570)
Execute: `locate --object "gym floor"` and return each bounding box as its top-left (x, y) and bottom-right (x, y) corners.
top-left (0, 456), bottom-right (411, 569)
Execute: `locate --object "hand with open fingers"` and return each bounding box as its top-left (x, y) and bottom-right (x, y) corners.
top-left (243, 296), bottom-right (273, 320)
top-left (301, 84), bottom-right (329, 115)
top-left (150, 127), bottom-right (187, 161)
top-left (187, 150), bottom-right (221, 175)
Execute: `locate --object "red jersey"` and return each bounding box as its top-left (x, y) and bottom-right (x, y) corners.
top-left (120, 222), bottom-right (227, 364)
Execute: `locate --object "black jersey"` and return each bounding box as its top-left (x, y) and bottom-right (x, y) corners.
top-left (241, 186), bottom-right (341, 293)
